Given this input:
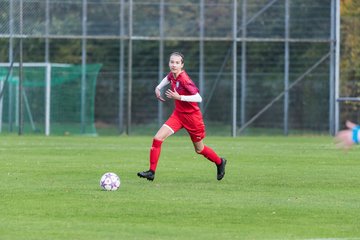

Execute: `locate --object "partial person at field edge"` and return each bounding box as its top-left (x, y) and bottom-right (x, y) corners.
top-left (335, 120), bottom-right (360, 149)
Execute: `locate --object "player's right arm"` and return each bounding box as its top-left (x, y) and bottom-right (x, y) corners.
top-left (155, 76), bottom-right (170, 102)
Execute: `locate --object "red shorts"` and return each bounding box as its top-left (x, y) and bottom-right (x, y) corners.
top-left (164, 110), bottom-right (206, 142)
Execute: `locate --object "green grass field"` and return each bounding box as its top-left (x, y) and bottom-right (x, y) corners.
top-left (1, 135), bottom-right (360, 240)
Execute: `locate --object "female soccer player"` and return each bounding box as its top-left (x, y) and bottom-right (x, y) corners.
top-left (137, 52), bottom-right (226, 181)
top-left (335, 120), bottom-right (360, 149)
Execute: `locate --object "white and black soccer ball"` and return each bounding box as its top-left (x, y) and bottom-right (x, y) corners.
top-left (100, 172), bottom-right (121, 191)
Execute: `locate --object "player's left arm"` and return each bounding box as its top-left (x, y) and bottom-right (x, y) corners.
top-left (165, 89), bottom-right (202, 102)
top-left (165, 80), bottom-right (202, 102)
top-left (180, 93), bottom-right (202, 102)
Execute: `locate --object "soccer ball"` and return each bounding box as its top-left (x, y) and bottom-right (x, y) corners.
top-left (100, 172), bottom-right (121, 191)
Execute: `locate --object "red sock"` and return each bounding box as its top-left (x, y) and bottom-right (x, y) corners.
top-left (149, 138), bottom-right (163, 172)
top-left (199, 145), bottom-right (222, 165)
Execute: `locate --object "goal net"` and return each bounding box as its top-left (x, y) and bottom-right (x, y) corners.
top-left (0, 63), bottom-right (102, 135)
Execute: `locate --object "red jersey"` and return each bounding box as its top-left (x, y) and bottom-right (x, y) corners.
top-left (166, 71), bottom-right (200, 113)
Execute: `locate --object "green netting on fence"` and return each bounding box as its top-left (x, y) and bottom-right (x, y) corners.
top-left (0, 64), bottom-right (102, 135)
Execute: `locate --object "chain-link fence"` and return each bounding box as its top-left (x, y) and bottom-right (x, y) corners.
top-left (0, 0), bottom-right (347, 136)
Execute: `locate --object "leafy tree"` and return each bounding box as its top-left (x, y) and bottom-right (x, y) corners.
top-left (340, 0), bottom-right (360, 120)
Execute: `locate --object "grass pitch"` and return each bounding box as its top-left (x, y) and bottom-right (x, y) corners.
top-left (0, 135), bottom-right (360, 240)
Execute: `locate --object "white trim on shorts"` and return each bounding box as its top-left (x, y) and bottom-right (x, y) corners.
top-left (163, 124), bottom-right (175, 134)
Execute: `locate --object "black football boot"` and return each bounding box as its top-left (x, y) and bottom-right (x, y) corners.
top-left (216, 158), bottom-right (227, 180)
top-left (137, 170), bottom-right (155, 181)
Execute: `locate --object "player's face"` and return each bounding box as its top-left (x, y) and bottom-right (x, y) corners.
top-left (169, 55), bottom-right (184, 76)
